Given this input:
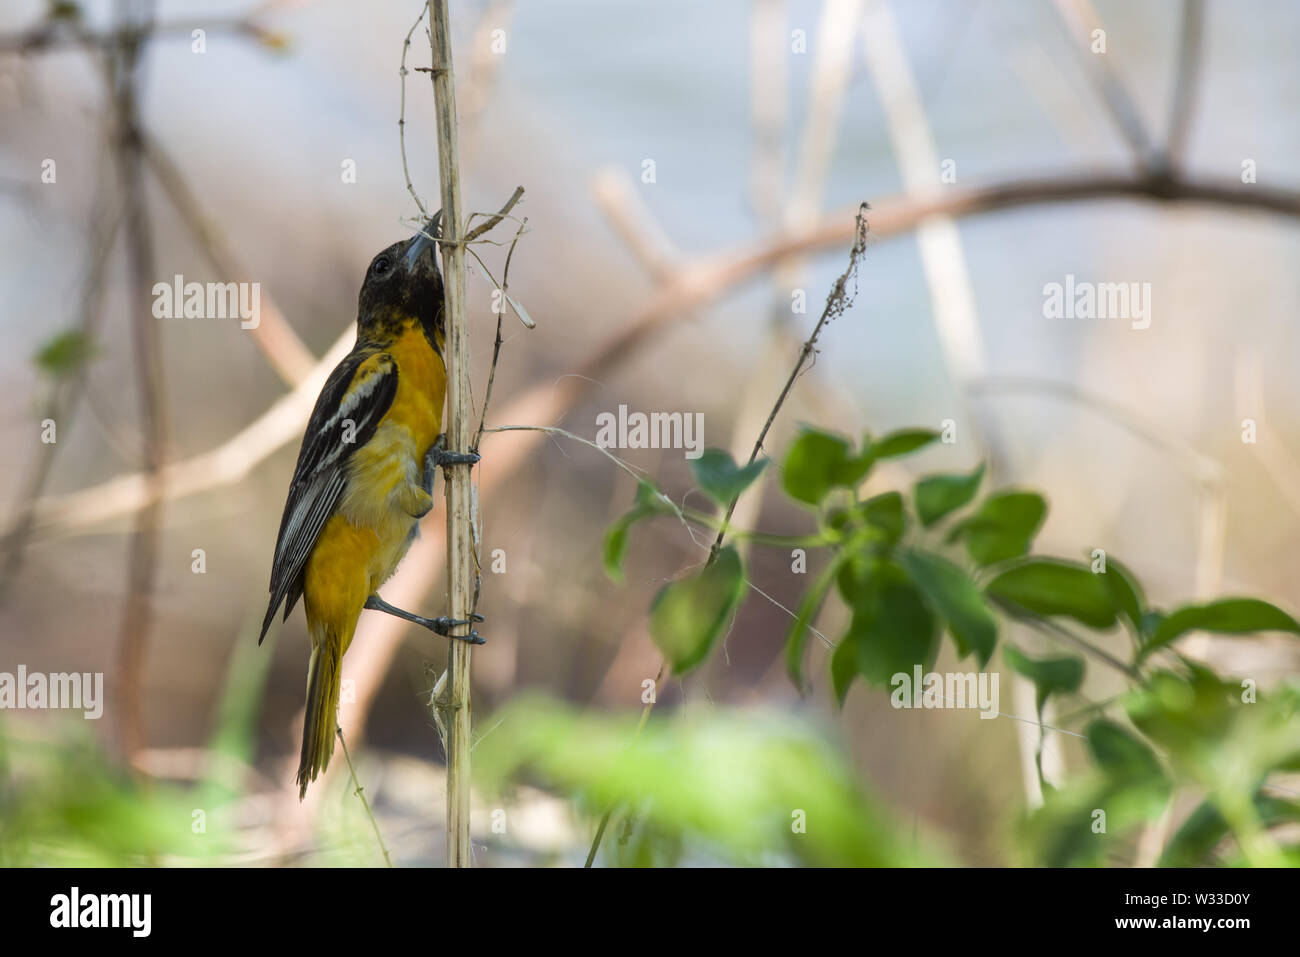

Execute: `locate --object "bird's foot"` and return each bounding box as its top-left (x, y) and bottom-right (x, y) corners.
top-left (425, 433), bottom-right (480, 476)
top-left (364, 594), bottom-right (485, 644)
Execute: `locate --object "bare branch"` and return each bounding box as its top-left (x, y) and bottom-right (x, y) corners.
top-left (464, 184), bottom-right (524, 242)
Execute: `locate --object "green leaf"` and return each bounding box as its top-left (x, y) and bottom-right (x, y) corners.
top-left (1139, 610), bottom-right (1165, 641)
top-left (1124, 667), bottom-right (1237, 756)
top-left (1086, 719), bottom-right (1163, 782)
top-left (1159, 798), bottom-right (1228, 867)
top-left (836, 553), bottom-right (883, 606)
top-left (838, 569), bottom-right (939, 689)
top-left (650, 546), bottom-right (746, 675)
top-left (603, 511), bottom-right (646, 582)
top-left (602, 482), bottom-right (671, 581)
top-left (1003, 645), bottom-right (1084, 711)
top-left (784, 556), bottom-right (842, 689)
top-left (986, 558), bottom-right (1118, 630)
top-left (34, 329), bottom-right (96, 378)
top-left (1098, 555), bottom-right (1144, 631)
top-left (914, 463), bottom-right (985, 527)
top-left (950, 490), bottom-right (1046, 565)
top-left (870, 428), bottom-right (938, 460)
top-left (1139, 598), bottom-right (1300, 661)
top-left (830, 639), bottom-right (858, 706)
top-left (833, 444), bottom-right (876, 488)
top-left (783, 430), bottom-right (852, 505)
top-left (689, 448), bottom-right (768, 506)
top-left (633, 479), bottom-right (673, 511)
top-left (898, 549), bottom-right (997, 666)
top-left (855, 491), bottom-right (905, 544)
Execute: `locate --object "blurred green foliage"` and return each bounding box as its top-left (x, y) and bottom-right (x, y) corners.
top-left (0, 721), bottom-right (221, 866)
top-left (474, 696), bottom-right (933, 866)
top-left (7, 420), bottom-right (1295, 868)
top-left (598, 423), bottom-right (1300, 867)
top-left (33, 329), bottom-right (96, 379)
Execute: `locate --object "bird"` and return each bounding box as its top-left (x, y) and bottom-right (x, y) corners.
top-left (258, 214), bottom-right (482, 799)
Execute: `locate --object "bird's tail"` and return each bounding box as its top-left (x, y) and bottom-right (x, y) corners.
top-left (297, 640), bottom-right (342, 799)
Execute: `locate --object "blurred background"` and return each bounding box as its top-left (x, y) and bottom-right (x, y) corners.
top-left (1, 0), bottom-right (1298, 866)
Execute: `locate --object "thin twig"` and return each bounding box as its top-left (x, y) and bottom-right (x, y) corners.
top-left (707, 204), bottom-right (871, 564)
top-left (473, 215), bottom-right (527, 449)
top-left (464, 185), bottom-right (525, 243)
top-left (398, 2), bottom-right (430, 217)
top-left (482, 426), bottom-right (678, 511)
top-left (337, 728), bottom-right (394, 868)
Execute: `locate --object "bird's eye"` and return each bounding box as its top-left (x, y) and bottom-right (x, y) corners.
top-left (372, 256), bottom-right (391, 277)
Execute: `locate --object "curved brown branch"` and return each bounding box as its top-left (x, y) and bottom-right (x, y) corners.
top-left (27, 166), bottom-right (1300, 537)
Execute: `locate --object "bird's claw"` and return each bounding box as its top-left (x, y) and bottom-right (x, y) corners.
top-left (426, 433), bottom-right (480, 475)
top-left (364, 594), bottom-right (486, 644)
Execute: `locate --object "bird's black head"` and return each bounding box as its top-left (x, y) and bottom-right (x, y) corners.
top-left (356, 214), bottom-right (445, 350)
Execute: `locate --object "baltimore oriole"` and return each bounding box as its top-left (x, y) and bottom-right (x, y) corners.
top-left (259, 214), bottom-right (482, 798)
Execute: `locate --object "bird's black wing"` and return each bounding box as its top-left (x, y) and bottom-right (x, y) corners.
top-left (258, 349), bottom-right (398, 643)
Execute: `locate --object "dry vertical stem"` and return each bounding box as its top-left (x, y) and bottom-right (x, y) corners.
top-left (111, 3), bottom-right (166, 765)
top-left (425, 0), bottom-right (476, 868)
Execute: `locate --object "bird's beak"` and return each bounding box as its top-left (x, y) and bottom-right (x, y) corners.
top-left (404, 210), bottom-right (441, 270)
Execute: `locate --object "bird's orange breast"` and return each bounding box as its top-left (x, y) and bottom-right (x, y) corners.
top-left (304, 324), bottom-right (447, 642)
top-left (384, 323), bottom-right (445, 453)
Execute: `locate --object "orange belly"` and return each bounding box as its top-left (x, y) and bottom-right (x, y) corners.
top-left (302, 325), bottom-right (447, 651)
